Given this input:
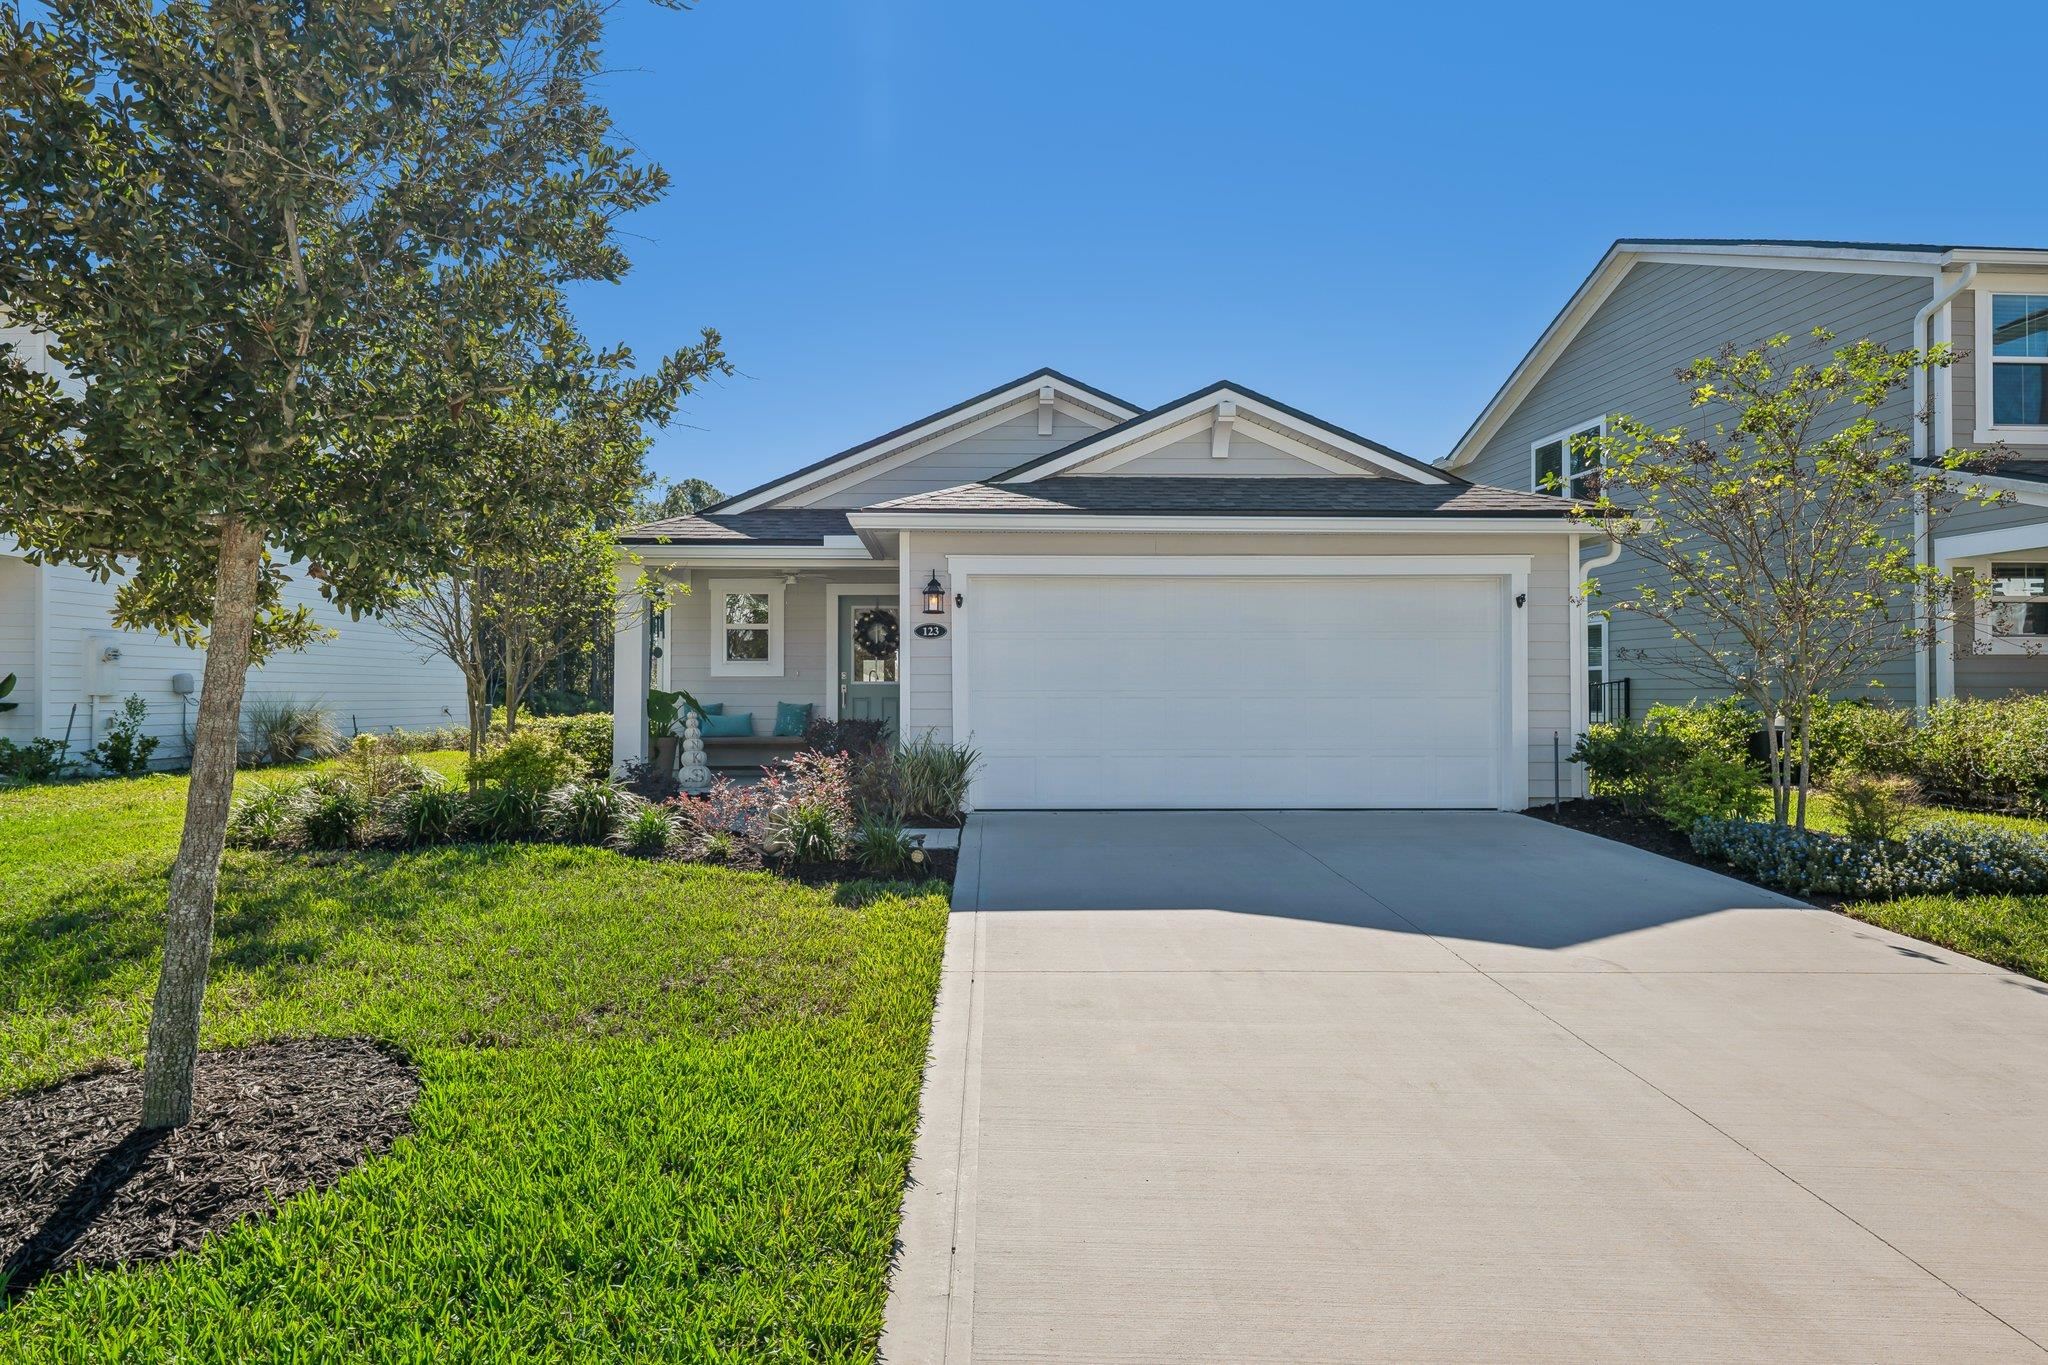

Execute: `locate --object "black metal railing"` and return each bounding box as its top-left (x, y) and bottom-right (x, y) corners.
top-left (1590, 677), bottom-right (1631, 724)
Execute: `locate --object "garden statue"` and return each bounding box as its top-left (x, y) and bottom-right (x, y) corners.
top-left (677, 707), bottom-right (711, 793)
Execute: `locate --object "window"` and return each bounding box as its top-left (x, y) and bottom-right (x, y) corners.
top-left (1988, 561), bottom-right (2048, 638)
top-left (1533, 420), bottom-right (1604, 498)
top-left (1586, 617), bottom-right (1611, 720)
top-left (707, 578), bottom-right (784, 676)
top-left (1990, 294), bottom-right (2048, 428)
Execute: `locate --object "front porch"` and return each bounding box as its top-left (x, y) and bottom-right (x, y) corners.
top-left (1936, 511), bottom-right (2048, 701)
top-left (611, 543), bottom-right (907, 775)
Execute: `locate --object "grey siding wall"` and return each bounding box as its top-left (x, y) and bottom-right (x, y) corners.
top-left (1099, 429), bottom-right (1343, 477)
top-left (801, 408), bottom-right (1109, 509)
top-left (1460, 261), bottom-right (1930, 714)
top-left (897, 530), bottom-right (1575, 803)
top-left (660, 568), bottom-right (896, 731)
top-left (1957, 654), bottom-right (2048, 699)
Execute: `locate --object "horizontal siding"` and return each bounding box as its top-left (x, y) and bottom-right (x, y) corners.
top-left (803, 408), bottom-right (1109, 509)
top-left (897, 530), bottom-right (1575, 804)
top-left (1956, 655), bottom-right (2048, 699)
top-left (35, 558), bottom-right (467, 765)
top-left (660, 569), bottom-right (896, 729)
top-left (0, 554), bottom-right (37, 743)
top-left (1099, 429), bottom-right (1341, 477)
top-left (1464, 261), bottom-right (1932, 713)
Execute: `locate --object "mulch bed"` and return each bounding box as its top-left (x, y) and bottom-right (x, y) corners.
top-left (1524, 797), bottom-right (1840, 908)
top-left (1, 1037), bottom-right (419, 1298)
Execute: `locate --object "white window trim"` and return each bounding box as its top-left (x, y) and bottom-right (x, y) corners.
top-left (944, 554), bottom-right (1531, 812)
top-left (707, 577), bottom-right (785, 677)
top-left (1982, 557), bottom-right (2048, 647)
top-left (1530, 418), bottom-right (1606, 498)
top-left (1972, 281), bottom-right (2048, 444)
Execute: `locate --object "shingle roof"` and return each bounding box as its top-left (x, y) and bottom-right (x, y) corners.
top-left (617, 508), bottom-right (854, 545)
top-left (868, 477), bottom-right (1583, 517)
top-left (698, 367), bottom-right (1141, 513)
top-left (992, 379), bottom-right (1458, 484)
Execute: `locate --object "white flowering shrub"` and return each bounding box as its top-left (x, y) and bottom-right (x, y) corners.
top-left (1691, 818), bottom-right (2048, 899)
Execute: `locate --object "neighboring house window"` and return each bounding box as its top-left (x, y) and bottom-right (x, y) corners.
top-left (1533, 420), bottom-right (1604, 498)
top-left (1987, 562), bottom-right (2048, 638)
top-left (708, 578), bottom-right (785, 676)
top-left (1990, 295), bottom-right (2048, 427)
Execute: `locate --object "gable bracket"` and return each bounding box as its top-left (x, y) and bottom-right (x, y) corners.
top-left (1211, 399), bottom-right (1236, 460)
top-left (1037, 384), bottom-right (1056, 436)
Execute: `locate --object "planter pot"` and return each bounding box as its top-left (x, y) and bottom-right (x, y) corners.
top-left (651, 735), bottom-right (678, 776)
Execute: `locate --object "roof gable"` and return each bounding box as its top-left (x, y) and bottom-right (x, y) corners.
top-left (999, 381), bottom-right (1453, 486)
top-left (713, 368), bottom-right (1139, 514)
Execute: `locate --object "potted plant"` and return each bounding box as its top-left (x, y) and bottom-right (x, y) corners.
top-left (646, 687), bottom-right (705, 778)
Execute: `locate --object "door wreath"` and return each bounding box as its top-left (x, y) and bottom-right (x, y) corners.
top-left (853, 607), bottom-right (899, 659)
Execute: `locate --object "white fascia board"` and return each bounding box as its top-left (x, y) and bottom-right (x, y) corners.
top-left (846, 512), bottom-right (1581, 535)
top-left (720, 379), bottom-right (1137, 514)
top-left (1013, 389), bottom-right (1448, 485)
top-left (944, 553), bottom-right (1534, 577)
top-left (1942, 471), bottom-right (2048, 508)
top-left (1932, 520), bottom-right (2048, 562)
top-left (629, 544), bottom-right (889, 566)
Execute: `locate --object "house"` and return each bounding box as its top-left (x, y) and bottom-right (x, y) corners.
top-left (613, 370), bottom-right (1595, 810)
top-left (0, 327), bottom-right (467, 769)
top-left (1442, 239), bottom-right (2048, 717)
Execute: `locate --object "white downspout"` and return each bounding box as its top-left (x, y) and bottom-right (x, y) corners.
top-left (1573, 533), bottom-right (1623, 797)
top-left (1913, 262), bottom-right (1977, 714)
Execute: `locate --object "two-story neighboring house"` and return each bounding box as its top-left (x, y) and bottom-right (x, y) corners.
top-left (1442, 239), bottom-right (2048, 721)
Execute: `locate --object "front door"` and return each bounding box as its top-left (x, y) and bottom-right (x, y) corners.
top-left (837, 594), bottom-right (901, 737)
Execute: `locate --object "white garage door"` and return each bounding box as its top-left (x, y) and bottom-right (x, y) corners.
top-left (961, 573), bottom-right (1508, 809)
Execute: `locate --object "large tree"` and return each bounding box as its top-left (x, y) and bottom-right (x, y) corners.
top-left (1576, 330), bottom-right (2003, 827)
top-left (0, 0), bottom-right (713, 1127)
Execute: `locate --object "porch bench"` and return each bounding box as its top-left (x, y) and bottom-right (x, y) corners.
top-left (700, 733), bottom-right (807, 766)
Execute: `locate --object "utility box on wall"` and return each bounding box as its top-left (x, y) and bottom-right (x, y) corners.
top-left (81, 631), bottom-right (125, 696)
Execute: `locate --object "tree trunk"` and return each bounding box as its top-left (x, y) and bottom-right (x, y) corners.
top-left (139, 519), bottom-right (265, 1129)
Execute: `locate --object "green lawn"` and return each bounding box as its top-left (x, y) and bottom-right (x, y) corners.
top-left (0, 759), bottom-right (950, 1361)
top-left (1784, 792), bottom-right (2048, 981)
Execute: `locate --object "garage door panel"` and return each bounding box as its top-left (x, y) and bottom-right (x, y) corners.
top-left (963, 573), bottom-right (1508, 809)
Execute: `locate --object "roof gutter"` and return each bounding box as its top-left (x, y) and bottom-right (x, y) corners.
top-left (1913, 263), bottom-right (1977, 715)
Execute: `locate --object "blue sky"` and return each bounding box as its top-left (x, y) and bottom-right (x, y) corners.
top-left (572, 0), bottom-right (2048, 499)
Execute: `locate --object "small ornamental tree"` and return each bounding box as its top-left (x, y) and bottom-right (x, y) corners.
top-left (0, 0), bottom-right (711, 1128)
top-left (1569, 330), bottom-right (2004, 828)
top-left (389, 335), bottom-right (728, 759)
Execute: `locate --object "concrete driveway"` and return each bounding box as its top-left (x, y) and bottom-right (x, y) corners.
top-left (884, 810), bottom-right (2048, 1364)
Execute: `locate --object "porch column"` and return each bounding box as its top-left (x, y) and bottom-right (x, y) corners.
top-left (612, 560), bottom-right (648, 777)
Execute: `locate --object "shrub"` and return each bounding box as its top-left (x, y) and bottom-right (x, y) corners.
top-left (802, 715), bottom-right (889, 756)
top-left (766, 799), bottom-right (844, 865)
top-left (296, 781), bottom-right (370, 851)
top-left (466, 732), bottom-right (580, 792)
top-left (544, 780), bottom-right (639, 844)
top-left (1693, 817), bottom-right (2048, 899)
top-left (1829, 772), bottom-right (1922, 845)
top-left (226, 782), bottom-right (297, 849)
top-left (1655, 751), bottom-right (1768, 829)
top-left (338, 733), bottom-right (432, 802)
top-left (686, 827), bottom-right (760, 869)
top-left (614, 804), bottom-right (678, 856)
top-left (550, 712), bottom-right (614, 777)
top-left (1802, 699), bottom-right (1913, 782)
top-left (242, 695), bottom-right (343, 765)
top-left (1909, 695), bottom-right (2048, 815)
top-left (0, 736), bottom-right (74, 783)
top-left (382, 724), bottom-right (470, 754)
top-left (1644, 697), bottom-right (1757, 765)
top-left (388, 779), bottom-right (466, 847)
top-left (466, 782), bottom-right (546, 842)
top-left (850, 814), bottom-right (916, 876)
top-left (897, 733), bottom-right (980, 823)
top-left (85, 694), bottom-right (160, 776)
top-left (1569, 721), bottom-right (1685, 814)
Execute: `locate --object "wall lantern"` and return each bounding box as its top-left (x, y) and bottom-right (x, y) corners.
top-left (922, 572), bottom-right (946, 615)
